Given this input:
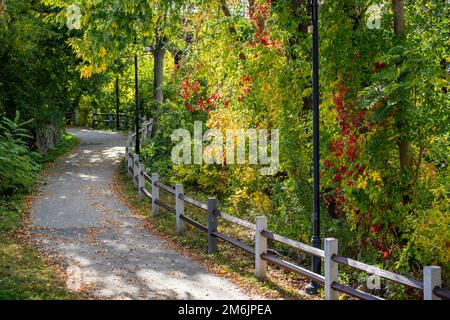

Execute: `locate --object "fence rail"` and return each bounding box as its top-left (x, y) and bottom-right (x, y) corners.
top-left (91, 111), bottom-right (133, 130)
top-left (124, 119), bottom-right (449, 301)
top-left (92, 111), bottom-right (150, 131)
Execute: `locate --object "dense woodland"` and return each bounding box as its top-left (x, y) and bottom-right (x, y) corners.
top-left (0, 0), bottom-right (449, 299)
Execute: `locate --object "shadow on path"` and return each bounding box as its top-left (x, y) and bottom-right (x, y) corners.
top-left (31, 128), bottom-right (252, 300)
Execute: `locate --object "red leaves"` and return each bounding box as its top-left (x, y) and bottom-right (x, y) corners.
top-left (248, 0), bottom-right (284, 53)
top-left (192, 82), bottom-right (201, 91)
top-left (371, 224), bottom-right (381, 235)
top-left (374, 61), bottom-right (386, 72)
top-left (324, 159), bottom-right (334, 169)
top-left (323, 83), bottom-right (370, 222)
top-left (372, 238), bottom-right (392, 260)
top-left (242, 75), bottom-right (252, 83)
top-left (351, 111), bottom-right (364, 128)
top-left (329, 139), bottom-right (344, 158)
top-left (179, 77), bottom-right (217, 113)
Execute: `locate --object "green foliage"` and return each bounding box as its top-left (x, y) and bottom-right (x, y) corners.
top-left (0, 127), bottom-right (79, 300)
top-left (0, 0), bottom-right (99, 151)
top-left (0, 115), bottom-right (40, 195)
top-left (24, 0), bottom-right (449, 296)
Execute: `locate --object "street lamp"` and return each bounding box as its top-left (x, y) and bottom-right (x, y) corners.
top-left (306, 0), bottom-right (321, 295)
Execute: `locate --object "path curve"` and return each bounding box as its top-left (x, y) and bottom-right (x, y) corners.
top-left (31, 128), bottom-right (252, 300)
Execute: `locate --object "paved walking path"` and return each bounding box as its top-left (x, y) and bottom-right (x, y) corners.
top-left (31, 129), bottom-right (252, 300)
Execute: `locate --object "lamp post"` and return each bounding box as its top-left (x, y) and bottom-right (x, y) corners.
top-left (134, 38), bottom-right (141, 155)
top-left (306, 0), bottom-right (321, 295)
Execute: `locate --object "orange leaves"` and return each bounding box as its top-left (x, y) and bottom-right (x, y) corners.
top-left (248, 0), bottom-right (284, 54)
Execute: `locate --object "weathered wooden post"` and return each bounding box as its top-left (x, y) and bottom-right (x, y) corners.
top-left (127, 149), bottom-right (133, 178)
top-left (133, 154), bottom-right (140, 189)
top-left (151, 173), bottom-right (160, 217)
top-left (109, 112), bottom-right (113, 129)
top-left (255, 216), bottom-right (268, 279)
top-left (128, 134), bottom-right (135, 148)
top-left (74, 108), bottom-right (79, 126)
top-left (207, 198), bottom-right (218, 254)
top-left (142, 122), bottom-right (148, 142)
top-left (424, 266), bottom-right (441, 300)
top-left (125, 146), bottom-right (129, 171)
top-left (138, 164), bottom-right (146, 201)
top-left (175, 184), bottom-right (186, 235)
top-left (324, 238), bottom-right (339, 300)
top-left (92, 111), bottom-right (96, 129)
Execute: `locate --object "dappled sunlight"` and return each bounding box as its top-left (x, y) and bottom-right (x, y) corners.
top-left (101, 146), bottom-right (124, 161)
top-left (31, 128), bottom-right (251, 300)
top-left (78, 173), bottom-right (100, 182)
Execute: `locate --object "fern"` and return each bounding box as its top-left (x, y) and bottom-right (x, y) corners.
top-left (0, 113), bottom-right (40, 196)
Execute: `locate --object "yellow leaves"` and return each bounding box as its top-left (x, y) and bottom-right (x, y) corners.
top-left (357, 179), bottom-right (367, 190)
top-left (251, 191), bottom-right (272, 213)
top-left (431, 185), bottom-right (446, 199)
top-left (98, 47), bottom-right (107, 58)
top-left (80, 63), bottom-right (107, 79)
top-left (370, 171), bottom-right (382, 183)
top-left (152, 15), bottom-right (159, 25)
top-left (95, 63), bottom-right (107, 73)
top-left (356, 171), bottom-right (383, 190)
top-left (230, 188), bottom-right (272, 214)
top-left (80, 65), bottom-right (94, 78)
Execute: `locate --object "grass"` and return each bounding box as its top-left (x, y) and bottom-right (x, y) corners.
top-left (115, 163), bottom-right (318, 300)
top-left (39, 133), bottom-right (80, 164)
top-left (0, 131), bottom-right (80, 300)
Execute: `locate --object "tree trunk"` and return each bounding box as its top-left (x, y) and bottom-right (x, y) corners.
top-left (392, 0), bottom-right (405, 36)
top-left (392, 0), bottom-right (412, 172)
top-left (153, 41), bottom-right (165, 108)
top-left (151, 37), bottom-right (166, 135)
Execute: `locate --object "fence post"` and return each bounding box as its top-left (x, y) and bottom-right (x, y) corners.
top-left (92, 111), bottom-right (96, 129)
top-left (151, 173), bottom-right (160, 217)
top-left (207, 198), bottom-right (218, 254)
top-left (142, 122), bottom-right (148, 142)
top-left (125, 147), bottom-right (129, 171)
top-left (124, 112), bottom-right (128, 130)
top-left (324, 238), bottom-right (339, 300)
top-left (128, 135), bottom-right (134, 148)
top-left (175, 184), bottom-right (186, 235)
top-left (126, 147), bottom-right (133, 178)
top-left (74, 108), bottom-right (79, 126)
top-left (138, 164), bottom-right (146, 201)
top-left (133, 154), bottom-right (140, 190)
top-left (255, 216), bottom-right (268, 280)
top-left (424, 266), bottom-right (441, 300)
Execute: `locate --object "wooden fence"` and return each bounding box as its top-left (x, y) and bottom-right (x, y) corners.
top-left (65, 112), bottom-right (76, 126)
top-left (92, 111), bottom-right (135, 130)
top-left (127, 119), bottom-right (153, 148)
top-left (124, 120), bottom-right (449, 301)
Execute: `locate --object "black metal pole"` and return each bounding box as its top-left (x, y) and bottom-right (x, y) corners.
top-left (116, 76), bottom-right (120, 130)
top-left (134, 39), bottom-right (140, 155)
top-left (306, 0), bottom-right (321, 295)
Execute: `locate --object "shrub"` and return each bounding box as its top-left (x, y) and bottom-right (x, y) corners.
top-left (0, 114), bottom-right (40, 196)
